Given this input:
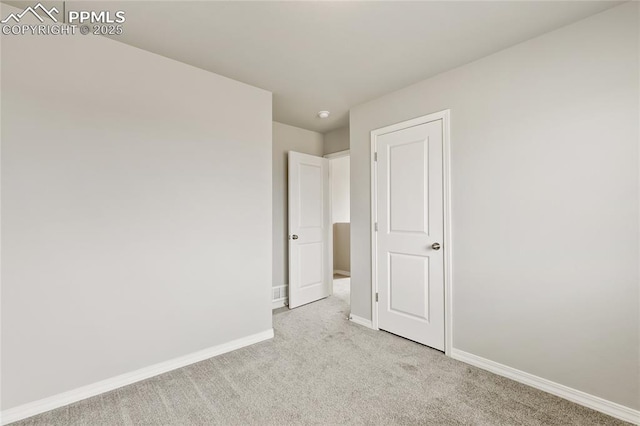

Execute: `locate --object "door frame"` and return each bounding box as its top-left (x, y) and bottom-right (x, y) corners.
top-left (370, 109), bottom-right (453, 356)
top-left (324, 149), bottom-right (350, 160)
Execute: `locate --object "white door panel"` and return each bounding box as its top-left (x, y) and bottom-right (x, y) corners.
top-left (299, 163), bottom-right (323, 228)
top-left (299, 242), bottom-right (323, 288)
top-left (389, 252), bottom-right (429, 321)
top-left (288, 152), bottom-right (331, 308)
top-left (376, 119), bottom-right (445, 350)
top-left (389, 140), bottom-right (429, 234)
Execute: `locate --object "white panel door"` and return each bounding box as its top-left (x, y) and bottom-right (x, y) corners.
top-left (375, 119), bottom-right (445, 350)
top-left (288, 151), bottom-right (331, 309)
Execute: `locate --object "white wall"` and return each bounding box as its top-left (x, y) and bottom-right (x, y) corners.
top-left (330, 156), bottom-right (350, 223)
top-left (323, 126), bottom-right (349, 155)
top-left (1, 18), bottom-right (272, 410)
top-left (350, 3), bottom-right (639, 410)
top-left (272, 122), bottom-right (324, 289)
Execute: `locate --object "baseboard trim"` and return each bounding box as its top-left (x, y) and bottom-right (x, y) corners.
top-left (333, 270), bottom-right (351, 277)
top-left (1, 329), bottom-right (275, 425)
top-left (349, 314), bottom-right (374, 329)
top-left (450, 349), bottom-right (640, 424)
top-left (272, 298), bottom-right (288, 309)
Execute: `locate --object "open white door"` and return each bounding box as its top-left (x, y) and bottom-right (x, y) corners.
top-left (373, 113), bottom-right (448, 351)
top-left (288, 151), bottom-right (331, 309)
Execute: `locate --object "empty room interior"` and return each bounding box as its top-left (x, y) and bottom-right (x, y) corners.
top-left (1, 1), bottom-right (639, 425)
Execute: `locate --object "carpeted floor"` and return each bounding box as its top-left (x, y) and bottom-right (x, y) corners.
top-left (12, 277), bottom-right (627, 425)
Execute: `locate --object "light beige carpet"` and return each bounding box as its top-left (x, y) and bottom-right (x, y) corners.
top-left (11, 278), bottom-right (627, 425)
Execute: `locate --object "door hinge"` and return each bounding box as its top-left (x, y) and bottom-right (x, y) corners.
top-left (374, 152), bottom-right (378, 162)
top-left (374, 222), bottom-right (378, 232)
top-left (375, 292), bottom-right (379, 302)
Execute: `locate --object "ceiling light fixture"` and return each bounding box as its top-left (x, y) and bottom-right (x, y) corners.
top-left (317, 110), bottom-right (330, 119)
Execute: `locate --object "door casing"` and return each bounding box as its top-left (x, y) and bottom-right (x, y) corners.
top-left (370, 109), bottom-right (453, 356)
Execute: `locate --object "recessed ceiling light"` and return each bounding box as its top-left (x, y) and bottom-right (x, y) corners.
top-left (317, 111), bottom-right (330, 119)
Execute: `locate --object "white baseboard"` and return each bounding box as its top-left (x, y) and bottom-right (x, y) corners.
top-left (1, 329), bottom-right (275, 425)
top-left (349, 314), bottom-right (374, 329)
top-left (333, 270), bottom-right (351, 277)
top-left (272, 298), bottom-right (288, 309)
top-left (451, 349), bottom-right (640, 425)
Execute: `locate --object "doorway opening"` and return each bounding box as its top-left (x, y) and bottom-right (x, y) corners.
top-left (286, 150), bottom-right (351, 310)
top-left (326, 150), bottom-right (350, 306)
